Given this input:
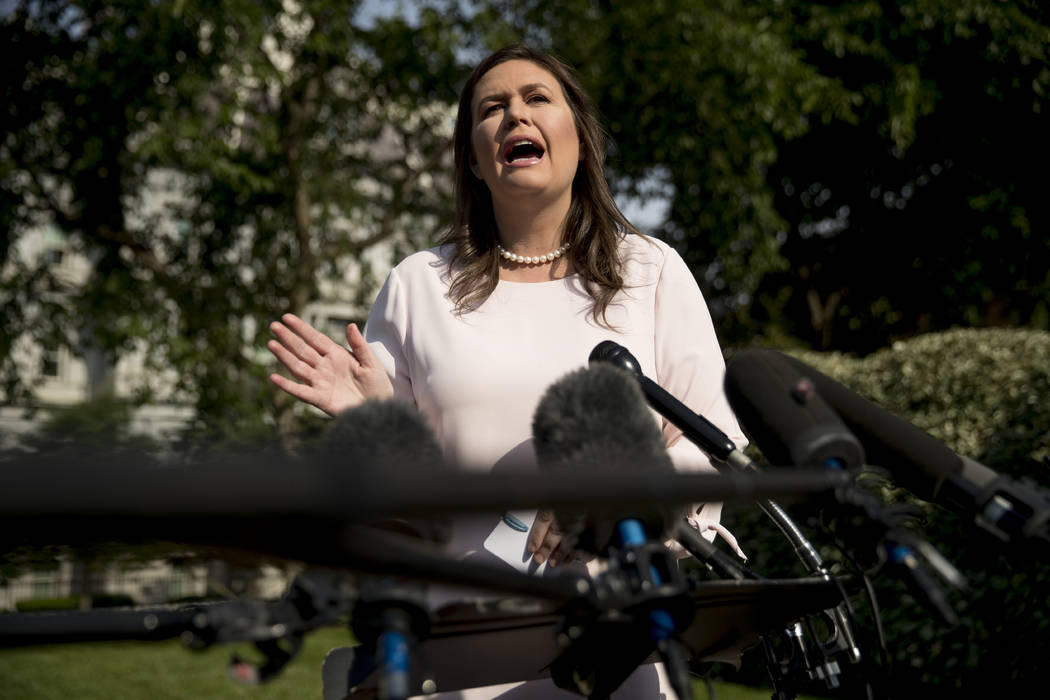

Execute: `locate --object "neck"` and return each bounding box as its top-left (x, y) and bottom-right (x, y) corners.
top-left (491, 187), bottom-right (573, 254)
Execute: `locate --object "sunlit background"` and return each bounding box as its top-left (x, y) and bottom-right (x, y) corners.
top-left (2, 1), bottom-right (1048, 697)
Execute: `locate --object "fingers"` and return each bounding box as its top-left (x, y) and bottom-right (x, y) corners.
top-left (528, 510), bottom-right (554, 554)
top-left (268, 372), bottom-right (317, 405)
top-left (345, 323), bottom-right (377, 368)
top-left (275, 313), bottom-right (341, 361)
top-left (546, 540), bottom-right (574, 568)
top-left (269, 321), bottom-right (321, 367)
top-left (267, 337), bottom-right (314, 382)
top-left (536, 530), bottom-right (568, 567)
top-left (528, 510), bottom-right (563, 565)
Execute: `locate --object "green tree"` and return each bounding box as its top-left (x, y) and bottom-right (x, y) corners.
top-left (466, 0), bottom-right (1050, 350)
top-left (471, 0), bottom-right (859, 320)
top-left (1, 0), bottom-right (469, 444)
top-left (758, 0), bottom-right (1050, 351)
top-left (7, 0), bottom-right (1048, 442)
top-left (2, 0), bottom-right (203, 406)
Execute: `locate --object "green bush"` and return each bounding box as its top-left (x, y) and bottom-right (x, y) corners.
top-left (14, 593), bottom-right (135, 611)
top-left (718, 328), bottom-right (1050, 694)
top-left (15, 596), bottom-right (81, 612)
top-left (91, 593), bottom-right (136, 608)
top-left (792, 327), bottom-right (1050, 470)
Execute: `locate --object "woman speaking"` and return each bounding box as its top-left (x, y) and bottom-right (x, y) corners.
top-left (268, 44), bottom-right (746, 698)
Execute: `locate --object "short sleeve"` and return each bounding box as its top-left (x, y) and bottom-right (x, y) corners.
top-left (363, 267), bottom-right (414, 402)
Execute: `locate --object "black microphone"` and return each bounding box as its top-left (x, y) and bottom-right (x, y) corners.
top-left (723, 349), bottom-right (864, 471)
top-left (588, 341), bottom-right (843, 573)
top-left (320, 398), bottom-right (450, 544)
top-left (728, 348), bottom-right (1050, 551)
top-left (589, 340), bottom-right (751, 471)
top-left (726, 349), bottom-right (968, 627)
top-left (532, 363), bottom-right (694, 700)
top-left (321, 397), bottom-right (446, 472)
top-left (321, 399), bottom-right (446, 700)
top-left (532, 363), bottom-right (675, 552)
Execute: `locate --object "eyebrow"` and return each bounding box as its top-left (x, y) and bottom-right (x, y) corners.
top-left (476, 82), bottom-right (553, 109)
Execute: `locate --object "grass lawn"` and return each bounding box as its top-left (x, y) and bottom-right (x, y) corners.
top-left (0, 626), bottom-right (812, 699)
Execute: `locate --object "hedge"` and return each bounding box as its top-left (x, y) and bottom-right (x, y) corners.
top-left (15, 596), bottom-right (81, 612)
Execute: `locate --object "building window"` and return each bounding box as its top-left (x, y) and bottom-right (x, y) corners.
top-left (32, 579), bottom-right (55, 599)
top-left (41, 348), bottom-right (60, 378)
top-left (43, 248), bottom-right (64, 267)
top-left (166, 577), bottom-right (185, 600)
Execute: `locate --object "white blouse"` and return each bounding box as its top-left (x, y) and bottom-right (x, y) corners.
top-left (365, 233), bottom-right (746, 561)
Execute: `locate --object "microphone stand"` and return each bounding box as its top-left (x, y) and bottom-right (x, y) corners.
top-left (616, 519), bottom-right (694, 700)
top-left (676, 520), bottom-right (847, 700)
top-left (348, 577), bottom-right (433, 700)
top-left (0, 436), bottom-right (854, 697)
top-left (550, 519), bottom-right (696, 700)
top-left (694, 456), bottom-right (863, 693)
top-left (1, 570), bottom-right (353, 683)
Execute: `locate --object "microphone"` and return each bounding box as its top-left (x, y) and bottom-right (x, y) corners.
top-left (587, 341), bottom-right (839, 574)
top-left (320, 397), bottom-right (445, 472)
top-left (725, 349), bottom-right (970, 622)
top-left (728, 349), bottom-right (1050, 551)
top-left (320, 398), bottom-right (450, 544)
top-left (532, 364), bottom-right (694, 700)
top-left (586, 342), bottom-right (869, 677)
top-left (722, 349), bottom-right (864, 471)
top-left (532, 363), bottom-right (675, 552)
top-left (320, 399), bottom-right (446, 700)
top-left (589, 340), bottom-right (751, 471)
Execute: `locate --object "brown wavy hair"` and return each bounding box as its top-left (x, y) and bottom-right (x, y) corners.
top-left (439, 44), bottom-right (640, 325)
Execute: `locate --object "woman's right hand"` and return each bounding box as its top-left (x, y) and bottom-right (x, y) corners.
top-left (268, 313), bottom-right (394, 416)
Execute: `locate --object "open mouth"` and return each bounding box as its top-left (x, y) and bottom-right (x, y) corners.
top-left (503, 138), bottom-right (545, 164)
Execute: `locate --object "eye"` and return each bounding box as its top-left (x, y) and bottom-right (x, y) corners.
top-left (483, 103), bottom-right (503, 116)
top-left (528, 93), bottom-right (550, 104)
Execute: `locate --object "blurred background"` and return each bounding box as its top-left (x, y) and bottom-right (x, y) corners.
top-left (2, 0), bottom-right (1048, 697)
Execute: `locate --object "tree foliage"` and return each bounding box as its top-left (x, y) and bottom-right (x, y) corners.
top-left (760, 1), bottom-right (1050, 351)
top-left (466, 0), bottom-right (1050, 350)
top-left (4, 0), bottom-right (1048, 435)
top-left (2, 0), bottom-right (471, 442)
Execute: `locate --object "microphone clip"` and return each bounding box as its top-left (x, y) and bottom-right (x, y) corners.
top-left (549, 540), bottom-right (694, 698)
top-left (181, 572), bottom-right (354, 685)
top-left (348, 577), bottom-right (434, 700)
top-left (969, 474), bottom-right (1050, 550)
top-left (822, 476), bottom-right (967, 626)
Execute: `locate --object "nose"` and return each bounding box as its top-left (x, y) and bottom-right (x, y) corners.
top-left (503, 97), bottom-right (531, 129)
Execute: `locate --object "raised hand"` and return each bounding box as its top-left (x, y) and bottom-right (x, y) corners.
top-left (268, 313), bottom-right (393, 416)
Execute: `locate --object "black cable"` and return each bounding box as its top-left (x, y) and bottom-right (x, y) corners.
top-left (817, 510), bottom-right (888, 700)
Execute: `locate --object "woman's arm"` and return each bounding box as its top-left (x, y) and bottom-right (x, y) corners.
top-left (651, 242), bottom-right (748, 557)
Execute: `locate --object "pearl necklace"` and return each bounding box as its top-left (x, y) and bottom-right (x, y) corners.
top-left (496, 242), bottom-right (570, 265)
